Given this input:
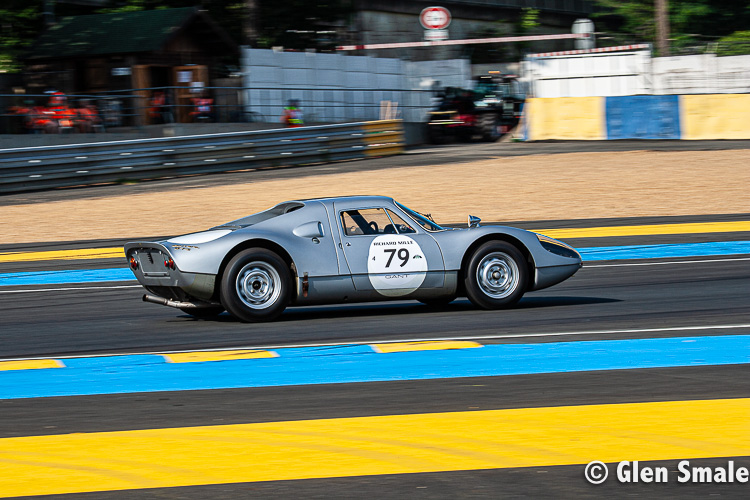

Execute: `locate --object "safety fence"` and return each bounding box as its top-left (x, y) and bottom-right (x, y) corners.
top-left (0, 120), bottom-right (404, 194)
top-left (524, 94), bottom-right (750, 140)
top-left (0, 86), bottom-right (436, 134)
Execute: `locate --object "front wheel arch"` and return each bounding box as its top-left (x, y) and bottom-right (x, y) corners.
top-left (459, 235), bottom-right (534, 295)
top-left (463, 240), bottom-right (528, 309)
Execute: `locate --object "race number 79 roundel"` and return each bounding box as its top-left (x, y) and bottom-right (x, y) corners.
top-left (419, 6), bottom-right (451, 30)
top-left (367, 235), bottom-right (428, 296)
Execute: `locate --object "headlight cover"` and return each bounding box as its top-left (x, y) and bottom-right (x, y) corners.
top-left (537, 234), bottom-right (581, 259)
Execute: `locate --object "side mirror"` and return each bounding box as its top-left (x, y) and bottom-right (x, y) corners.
top-left (468, 215), bottom-right (481, 228)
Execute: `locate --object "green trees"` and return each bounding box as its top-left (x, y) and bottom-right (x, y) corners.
top-left (0, 2), bottom-right (42, 72)
top-left (0, 0), bottom-right (354, 72)
top-left (593, 0), bottom-right (750, 55)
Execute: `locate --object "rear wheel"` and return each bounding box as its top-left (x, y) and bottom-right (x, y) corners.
top-left (220, 248), bottom-right (291, 322)
top-left (464, 241), bottom-right (527, 309)
top-left (478, 113), bottom-right (500, 142)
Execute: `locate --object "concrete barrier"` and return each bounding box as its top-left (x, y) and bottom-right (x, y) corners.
top-left (525, 93), bottom-right (750, 141)
top-left (681, 94), bottom-right (750, 140)
top-left (525, 97), bottom-right (606, 141)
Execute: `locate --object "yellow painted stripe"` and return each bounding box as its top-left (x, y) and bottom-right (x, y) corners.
top-left (164, 350), bottom-right (278, 363)
top-left (371, 341), bottom-right (482, 353)
top-left (535, 221), bottom-right (750, 239)
top-left (0, 398), bottom-right (747, 497)
top-left (0, 247), bottom-right (123, 263)
top-left (0, 359), bottom-right (63, 371)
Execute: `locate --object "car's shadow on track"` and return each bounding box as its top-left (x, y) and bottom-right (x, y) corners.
top-left (179, 296), bottom-right (619, 323)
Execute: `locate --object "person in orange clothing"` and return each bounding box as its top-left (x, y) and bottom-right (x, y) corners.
top-left (281, 99), bottom-right (304, 127)
top-left (44, 91), bottom-right (74, 133)
top-left (149, 91), bottom-right (173, 124)
top-left (74, 101), bottom-right (103, 133)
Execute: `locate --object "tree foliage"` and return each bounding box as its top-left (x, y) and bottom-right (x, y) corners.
top-left (95, 0), bottom-right (352, 49)
top-left (593, 0), bottom-right (750, 52)
top-left (0, 0), bottom-right (354, 72)
top-left (0, 2), bottom-right (43, 72)
top-left (716, 30), bottom-right (750, 56)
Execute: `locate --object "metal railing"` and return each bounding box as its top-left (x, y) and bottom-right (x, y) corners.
top-left (0, 120), bottom-right (404, 194)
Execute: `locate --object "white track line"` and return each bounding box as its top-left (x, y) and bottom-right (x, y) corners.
top-left (5, 324), bottom-right (750, 362)
top-left (584, 257), bottom-right (750, 268)
top-left (248, 324), bottom-right (750, 351)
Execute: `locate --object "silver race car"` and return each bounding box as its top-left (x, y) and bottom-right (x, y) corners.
top-left (125, 196), bottom-right (581, 322)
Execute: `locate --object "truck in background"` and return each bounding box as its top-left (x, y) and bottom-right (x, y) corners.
top-left (427, 73), bottom-right (525, 143)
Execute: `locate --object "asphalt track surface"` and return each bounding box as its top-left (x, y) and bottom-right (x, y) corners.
top-left (1, 141), bottom-right (750, 499)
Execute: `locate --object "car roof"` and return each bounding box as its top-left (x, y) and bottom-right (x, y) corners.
top-left (289, 195), bottom-right (395, 206)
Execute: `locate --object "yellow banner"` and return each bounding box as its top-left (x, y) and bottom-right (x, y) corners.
top-left (526, 97), bottom-right (605, 141)
top-left (681, 94), bottom-right (750, 140)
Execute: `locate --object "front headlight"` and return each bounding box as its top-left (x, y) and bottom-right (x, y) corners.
top-left (537, 234), bottom-right (580, 259)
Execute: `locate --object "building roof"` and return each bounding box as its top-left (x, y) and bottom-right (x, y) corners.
top-left (27, 7), bottom-right (237, 60)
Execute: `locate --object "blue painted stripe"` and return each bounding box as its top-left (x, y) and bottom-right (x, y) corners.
top-left (579, 241), bottom-right (750, 261)
top-left (0, 268), bottom-right (134, 286)
top-left (1, 241), bottom-right (748, 287)
top-left (1, 335), bottom-right (748, 400)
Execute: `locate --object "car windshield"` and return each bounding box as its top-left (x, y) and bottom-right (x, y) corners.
top-left (395, 202), bottom-right (445, 231)
top-left (213, 202), bottom-right (304, 229)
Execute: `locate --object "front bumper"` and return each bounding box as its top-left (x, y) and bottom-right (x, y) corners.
top-left (533, 263), bottom-right (582, 291)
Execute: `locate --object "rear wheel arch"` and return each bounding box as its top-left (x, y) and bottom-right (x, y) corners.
top-left (213, 239), bottom-right (296, 301)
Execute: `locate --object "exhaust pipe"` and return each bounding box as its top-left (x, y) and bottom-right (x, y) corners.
top-left (142, 294), bottom-right (216, 310)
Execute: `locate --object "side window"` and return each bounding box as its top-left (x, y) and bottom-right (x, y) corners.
top-left (341, 209), bottom-right (393, 236)
top-left (386, 210), bottom-right (415, 234)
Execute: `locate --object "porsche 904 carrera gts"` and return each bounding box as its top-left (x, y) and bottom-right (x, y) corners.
top-left (124, 196), bottom-right (581, 322)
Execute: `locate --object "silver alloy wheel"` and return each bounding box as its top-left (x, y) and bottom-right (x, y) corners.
top-left (236, 261), bottom-right (282, 309)
top-left (476, 251), bottom-right (520, 299)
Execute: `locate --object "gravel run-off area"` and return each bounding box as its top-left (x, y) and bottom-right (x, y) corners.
top-left (2, 149), bottom-right (749, 244)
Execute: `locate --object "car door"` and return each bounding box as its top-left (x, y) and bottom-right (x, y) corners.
top-left (334, 202), bottom-right (445, 297)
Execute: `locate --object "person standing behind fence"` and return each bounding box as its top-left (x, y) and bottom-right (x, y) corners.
top-left (281, 99), bottom-right (304, 127)
top-left (149, 91), bottom-right (173, 124)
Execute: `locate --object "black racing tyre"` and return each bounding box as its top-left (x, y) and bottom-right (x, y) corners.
top-left (220, 248), bottom-right (291, 322)
top-left (464, 241), bottom-right (527, 309)
top-left (179, 306), bottom-right (224, 318)
top-left (479, 113), bottom-right (500, 142)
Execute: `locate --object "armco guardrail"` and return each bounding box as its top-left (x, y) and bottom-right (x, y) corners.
top-left (0, 120), bottom-right (404, 194)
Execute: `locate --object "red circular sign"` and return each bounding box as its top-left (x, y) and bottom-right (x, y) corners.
top-left (420, 6), bottom-right (451, 30)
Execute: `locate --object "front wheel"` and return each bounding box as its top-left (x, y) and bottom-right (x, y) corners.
top-left (220, 248), bottom-right (291, 322)
top-left (464, 241), bottom-right (527, 309)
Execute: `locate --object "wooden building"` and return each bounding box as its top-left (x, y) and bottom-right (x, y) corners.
top-left (24, 7), bottom-right (238, 124)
